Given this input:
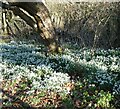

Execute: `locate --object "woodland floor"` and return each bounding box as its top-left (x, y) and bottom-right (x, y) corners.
top-left (0, 39), bottom-right (120, 109)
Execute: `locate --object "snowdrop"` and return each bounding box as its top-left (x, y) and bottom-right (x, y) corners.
top-left (113, 81), bottom-right (120, 95)
top-left (0, 41), bottom-right (119, 97)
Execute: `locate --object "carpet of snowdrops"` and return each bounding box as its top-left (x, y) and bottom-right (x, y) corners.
top-left (0, 41), bottom-right (120, 108)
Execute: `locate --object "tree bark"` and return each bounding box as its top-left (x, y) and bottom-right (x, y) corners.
top-left (1, 1), bottom-right (62, 53)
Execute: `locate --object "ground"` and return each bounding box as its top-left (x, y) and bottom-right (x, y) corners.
top-left (0, 40), bottom-right (120, 109)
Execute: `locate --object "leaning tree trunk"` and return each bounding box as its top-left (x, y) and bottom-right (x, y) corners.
top-left (1, 1), bottom-right (62, 53)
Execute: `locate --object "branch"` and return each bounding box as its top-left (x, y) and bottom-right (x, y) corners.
top-left (0, 1), bottom-right (10, 9)
top-left (0, 1), bottom-right (37, 31)
top-left (11, 6), bottom-right (37, 30)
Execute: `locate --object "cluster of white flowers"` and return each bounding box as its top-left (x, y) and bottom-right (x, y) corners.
top-left (63, 47), bottom-right (119, 94)
top-left (0, 62), bottom-right (28, 79)
top-left (94, 70), bottom-right (117, 85)
top-left (0, 41), bottom-right (71, 95)
top-left (113, 80), bottom-right (120, 95)
top-left (40, 72), bottom-right (70, 93)
top-left (65, 47), bottom-right (120, 73)
top-left (0, 41), bottom-right (119, 95)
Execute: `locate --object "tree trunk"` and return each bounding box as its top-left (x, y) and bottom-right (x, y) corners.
top-left (2, 10), bottom-right (8, 34)
top-left (1, 1), bottom-right (62, 53)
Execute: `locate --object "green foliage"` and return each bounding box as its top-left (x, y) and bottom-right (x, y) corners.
top-left (97, 90), bottom-right (113, 108)
top-left (0, 41), bottom-right (120, 108)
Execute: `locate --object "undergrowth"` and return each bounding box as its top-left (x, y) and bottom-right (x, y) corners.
top-left (0, 41), bottom-right (120, 109)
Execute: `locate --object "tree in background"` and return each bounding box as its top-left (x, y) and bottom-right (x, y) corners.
top-left (1, 1), bottom-right (62, 53)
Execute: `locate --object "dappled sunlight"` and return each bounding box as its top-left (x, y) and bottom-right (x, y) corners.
top-left (0, 41), bottom-right (120, 108)
top-left (0, 1), bottom-right (120, 108)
